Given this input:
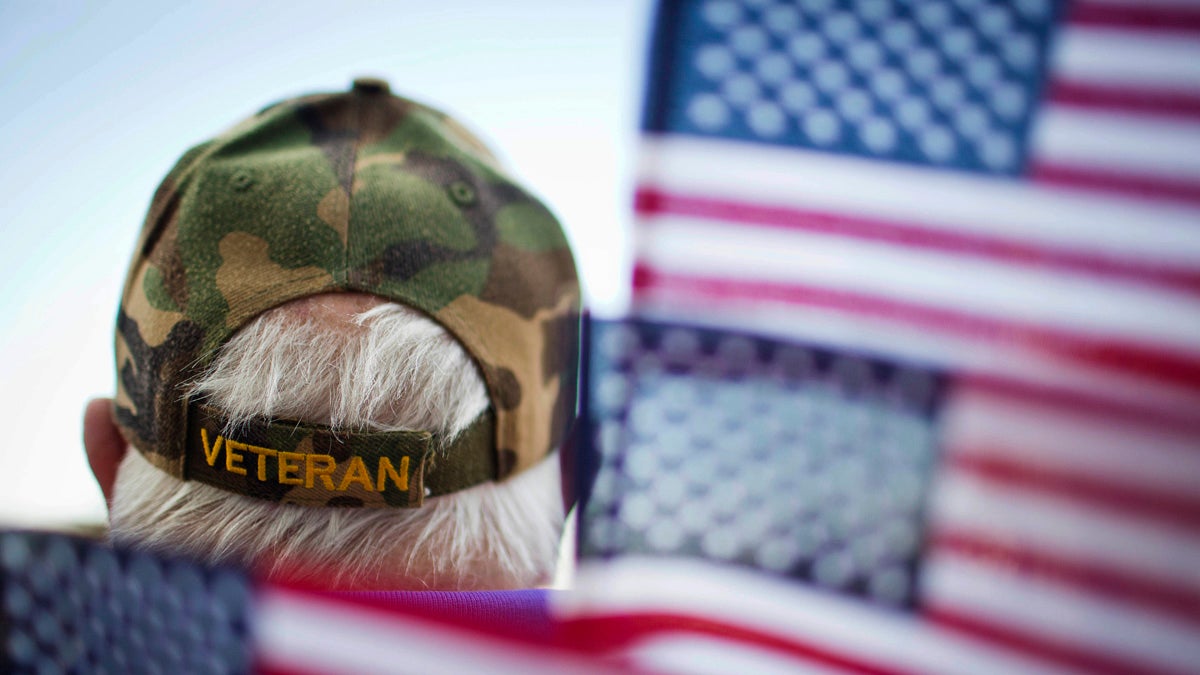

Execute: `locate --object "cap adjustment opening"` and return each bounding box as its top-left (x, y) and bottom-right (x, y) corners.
top-left (351, 77), bottom-right (390, 95)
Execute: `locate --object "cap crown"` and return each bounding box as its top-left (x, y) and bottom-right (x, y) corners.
top-left (115, 81), bottom-right (580, 502)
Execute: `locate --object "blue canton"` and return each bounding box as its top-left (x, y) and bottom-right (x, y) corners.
top-left (578, 318), bottom-right (947, 609)
top-left (643, 0), bottom-right (1062, 174)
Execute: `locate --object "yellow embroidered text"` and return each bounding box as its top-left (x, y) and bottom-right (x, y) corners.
top-left (200, 430), bottom-right (410, 492)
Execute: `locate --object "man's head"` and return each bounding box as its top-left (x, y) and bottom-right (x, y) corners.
top-left (83, 78), bottom-right (580, 589)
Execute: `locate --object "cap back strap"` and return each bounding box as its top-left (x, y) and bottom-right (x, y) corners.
top-left (183, 402), bottom-right (496, 508)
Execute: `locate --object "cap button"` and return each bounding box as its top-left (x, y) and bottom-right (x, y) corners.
top-left (351, 77), bottom-right (390, 95)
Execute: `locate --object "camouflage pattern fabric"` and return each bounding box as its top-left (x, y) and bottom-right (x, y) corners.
top-left (114, 78), bottom-right (580, 507)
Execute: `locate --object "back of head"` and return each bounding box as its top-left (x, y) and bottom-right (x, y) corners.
top-left (106, 79), bottom-right (580, 589)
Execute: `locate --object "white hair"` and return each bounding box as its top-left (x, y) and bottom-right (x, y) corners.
top-left (109, 299), bottom-right (564, 589)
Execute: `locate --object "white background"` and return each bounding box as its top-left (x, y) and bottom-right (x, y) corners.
top-left (0, 1), bottom-right (649, 527)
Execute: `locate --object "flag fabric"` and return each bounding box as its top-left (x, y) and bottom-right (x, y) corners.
top-left (0, 530), bottom-right (630, 675)
top-left (568, 1), bottom-right (1200, 674)
top-left (252, 585), bottom-right (625, 675)
top-left (631, 0), bottom-right (1200, 409)
top-left (571, 318), bottom-right (1200, 675)
top-left (0, 530), bottom-right (255, 674)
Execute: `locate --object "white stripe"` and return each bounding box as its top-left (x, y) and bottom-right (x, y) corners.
top-left (622, 636), bottom-right (847, 675)
top-left (1032, 106), bottom-right (1200, 179)
top-left (637, 136), bottom-right (1200, 265)
top-left (256, 589), bottom-right (610, 675)
top-left (943, 387), bottom-right (1200, 500)
top-left (635, 288), bottom-right (1020, 374)
top-left (560, 557), bottom-right (1081, 675)
top-left (636, 215), bottom-right (1200, 350)
top-left (631, 291), bottom-right (1200, 418)
top-left (923, 553), bottom-right (1200, 674)
top-left (1052, 26), bottom-right (1200, 91)
top-left (929, 472), bottom-right (1200, 594)
top-left (1075, 0), bottom-right (1200, 8)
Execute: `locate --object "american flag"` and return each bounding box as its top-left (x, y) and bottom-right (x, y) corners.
top-left (632, 0), bottom-right (1200, 405)
top-left (0, 530), bottom-right (629, 675)
top-left (570, 1), bottom-right (1200, 674)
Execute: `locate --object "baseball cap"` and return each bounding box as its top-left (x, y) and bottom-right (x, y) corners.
top-left (112, 77), bottom-right (581, 508)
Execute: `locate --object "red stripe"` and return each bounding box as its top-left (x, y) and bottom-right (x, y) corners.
top-left (1069, 2), bottom-right (1200, 33)
top-left (1047, 79), bottom-right (1200, 120)
top-left (926, 606), bottom-right (1192, 675)
top-left (561, 613), bottom-right (915, 675)
top-left (252, 586), bottom-right (603, 672)
top-left (932, 530), bottom-right (1200, 628)
top-left (634, 187), bottom-right (1200, 296)
top-left (957, 373), bottom-right (1200, 436)
top-left (632, 264), bottom-right (1200, 394)
top-left (1030, 162), bottom-right (1200, 207)
top-left (946, 451), bottom-right (1200, 534)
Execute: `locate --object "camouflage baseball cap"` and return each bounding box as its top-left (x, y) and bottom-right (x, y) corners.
top-left (114, 78), bottom-right (580, 508)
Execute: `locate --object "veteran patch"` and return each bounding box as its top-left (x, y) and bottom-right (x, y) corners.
top-left (184, 403), bottom-right (495, 508)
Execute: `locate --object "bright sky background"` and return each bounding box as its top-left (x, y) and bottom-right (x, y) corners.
top-left (0, 1), bottom-right (649, 527)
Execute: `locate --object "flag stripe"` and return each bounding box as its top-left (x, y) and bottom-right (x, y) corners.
top-left (564, 558), bottom-right (1082, 675)
top-left (926, 607), bottom-right (1190, 675)
top-left (1068, 1), bottom-right (1200, 33)
top-left (1046, 79), bottom-right (1200, 120)
top-left (632, 289), bottom-right (1200, 430)
top-left (1051, 27), bottom-right (1200, 90)
top-left (633, 265), bottom-right (1200, 393)
top-left (945, 452), bottom-right (1200, 535)
top-left (562, 614), bottom-right (912, 675)
top-left (1039, 16), bottom-right (1200, 205)
top-left (254, 589), bottom-right (612, 675)
top-left (1028, 161), bottom-right (1200, 206)
top-left (636, 217), bottom-right (1200, 345)
top-left (944, 389), bottom-right (1200, 500)
top-left (1028, 105), bottom-right (1200, 205)
top-left (957, 374), bottom-right (1200, 436)
top-left (1030, 107), bottom-right (1200, 180)
top-left (637, 137), bottom-right (1200, 266)
top-left (635, 187), bottom-right (1200, 296)
top-left (924, 554), bottom-right (1200, 675)
top-left (929, 473), bottom-right (1200, 593)
top-left (621, 636), bottom-right (850, 675)
top-left (931, 530), bottom-right (1200, 627)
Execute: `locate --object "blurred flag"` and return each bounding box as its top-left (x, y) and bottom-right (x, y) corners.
top-left (569, 1), bottom-right (1200, 674)
top-left (632, 0), bottom-right (1200, 408)
top-left (0, 530), bottom-right (255, 674)
top-left (0, 531), bottom-right (627, 675)
top-left (572, 318), bottom-right (1200, 675)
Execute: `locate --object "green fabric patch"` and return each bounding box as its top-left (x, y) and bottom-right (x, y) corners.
top-left (381, 109), bottom-right (461, 156)
top-left (143, 266), bottom-right (181, 313)
top-left (376, 258), bottom-right (490, 312)
top-left (352, 169), bottom-right (479, 253)
top-left (496, 202), bottom-right (569, 252)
